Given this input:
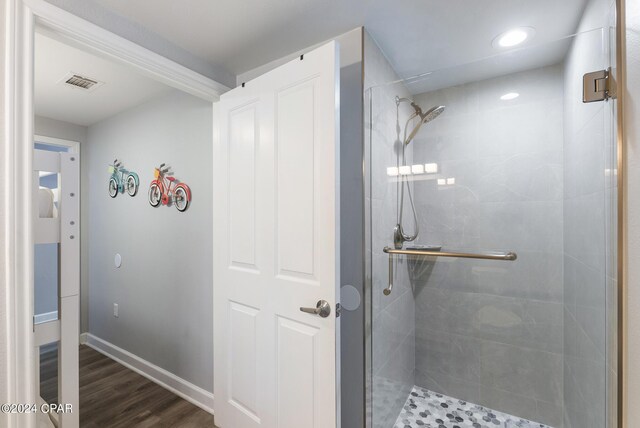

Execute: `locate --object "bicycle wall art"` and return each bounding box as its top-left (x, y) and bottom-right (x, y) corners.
top-left (108, 159), bottom-right (139, 198)
top-left (148, 163), bottom-right (192, 212)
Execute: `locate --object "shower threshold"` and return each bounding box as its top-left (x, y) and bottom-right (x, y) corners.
top-left (393, 386), bottom-right (552, 428)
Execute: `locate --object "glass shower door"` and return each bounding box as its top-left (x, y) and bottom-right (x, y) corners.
top-left (366, 27), bottom-right (617, 428)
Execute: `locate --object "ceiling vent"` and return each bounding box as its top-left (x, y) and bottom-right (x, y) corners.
top-left (60, 72), bottom-right (104, 92)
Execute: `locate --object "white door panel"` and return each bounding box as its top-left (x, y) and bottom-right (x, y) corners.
top-left (214, 41), bottom-right (340, 428)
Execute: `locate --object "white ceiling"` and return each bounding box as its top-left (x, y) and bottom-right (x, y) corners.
top-left (35, 32), bottom-right (172, 126)
top-left (89, 0), bottom-right (590, 86)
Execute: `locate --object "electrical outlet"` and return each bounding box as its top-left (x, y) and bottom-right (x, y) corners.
top-left (113, 303), bottom-right (119, 318)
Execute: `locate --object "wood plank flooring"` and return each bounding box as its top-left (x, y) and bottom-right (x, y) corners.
top-left (40, 344), bottom-right (216, 427)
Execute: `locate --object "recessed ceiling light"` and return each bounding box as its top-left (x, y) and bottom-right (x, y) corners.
top-left (500, 92), bottom-right (520, 101)
top-left (492, 27), bottom-right (536, 49)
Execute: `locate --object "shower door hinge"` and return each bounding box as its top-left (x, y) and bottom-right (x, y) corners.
top-left (583, 67), bottom-right (616, 103)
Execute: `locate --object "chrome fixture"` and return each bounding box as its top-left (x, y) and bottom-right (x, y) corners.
top-left (384, 256), bottom-right (394, 295)
top-left (583, 67), bottom-right (616, 103)
top-left (382, 246), bottom-right (517, 296)
top-left (300, 300), bottom-right (331, 318)
top-left (394, 96), bottom-right (446, 249)
top-left (383, 246), bottom-right (517, 260)
top-left (396, 97), bottom-right (446, 146)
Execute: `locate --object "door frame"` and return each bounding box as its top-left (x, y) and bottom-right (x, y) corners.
top-left (2, 1), bottom-right (228, 426)
top-left (34, 135), bottom-right (80, 154)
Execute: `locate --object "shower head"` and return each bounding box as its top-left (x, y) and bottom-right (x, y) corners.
top-left (395, 96), bottom-right (445, 145)
top-left (421, 105), bottom-right (446, 123)
top-left (404, 105), bottom-right (446, 145)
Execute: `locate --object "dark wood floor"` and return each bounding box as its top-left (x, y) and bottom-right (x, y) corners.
top-left (40, 344), bottom-right (216, 427)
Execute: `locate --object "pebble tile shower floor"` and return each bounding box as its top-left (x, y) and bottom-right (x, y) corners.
top-left (393, 386), bottom-right (552, 428)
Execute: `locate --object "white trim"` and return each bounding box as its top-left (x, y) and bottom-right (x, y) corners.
top-left (3, 1), bottom-right (36, 427)
top-left (79, 332), bottom-right (88, 345)
top-left (84, 334), bottom-right (214, 415)
top-left (24, 0), bottom-right (229, 100)
top-left (34, 310), bottom-right (57, 324)
top-left (34, 135), bottom-right (80, 153)
top-left (34, 320), bottom-right (59, 346)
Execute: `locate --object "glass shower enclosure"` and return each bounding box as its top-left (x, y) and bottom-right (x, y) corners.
top-left (365, 25), bottom-right (618, 428)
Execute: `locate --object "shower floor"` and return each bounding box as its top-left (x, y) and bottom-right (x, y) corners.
top-left (393, 386), bottom-right (552, 428)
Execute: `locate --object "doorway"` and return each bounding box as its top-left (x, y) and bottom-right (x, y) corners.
top-left (32, 24), bottom-right (218, 428)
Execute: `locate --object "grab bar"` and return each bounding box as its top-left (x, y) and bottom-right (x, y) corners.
top-left (382, 246), bottom-right (517, 296)
top-left (384, 256), bottom-right (394, 295)
top-left (383, 246), bottom-right (517, 261)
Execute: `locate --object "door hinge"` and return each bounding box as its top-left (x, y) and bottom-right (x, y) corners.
top-left (583, 67), bottom-right (616, 103)
top-left (335, 303), bottom-right (341, 318)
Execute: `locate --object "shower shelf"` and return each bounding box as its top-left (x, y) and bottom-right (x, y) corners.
top-left (382, 246), bottom-right (517, 296)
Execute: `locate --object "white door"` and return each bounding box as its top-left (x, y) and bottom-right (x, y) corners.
top-left (213, 41), bottom-right (340, 428)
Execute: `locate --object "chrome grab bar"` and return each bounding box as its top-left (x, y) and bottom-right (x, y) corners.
top-left (382, 246), bottom-right (517, 296)
top-left (383, 246), bottom-right (517, 261)
top-left (384, 256), bottom-right (393, 296)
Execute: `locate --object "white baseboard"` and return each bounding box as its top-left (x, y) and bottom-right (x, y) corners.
top-left (83, 333), bottom-right (214, 415)
top-left (79, 332), bottom-right (88, 345)
top-left (34, 310), bottom-right (58, 324)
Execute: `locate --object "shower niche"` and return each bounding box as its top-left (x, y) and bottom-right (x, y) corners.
top-left (364, 9), bottom-right (618, 428)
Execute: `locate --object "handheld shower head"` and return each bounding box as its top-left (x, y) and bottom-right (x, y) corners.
top-left (421, 105), bottom-right (446, 123)
top-left (395, 96), bottom-right (445, 145)
top-left (404, 105), bottom-right (446, 145)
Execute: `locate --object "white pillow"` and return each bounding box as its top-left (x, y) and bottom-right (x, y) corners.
top-left (38, 187), bottom-right (57, 218)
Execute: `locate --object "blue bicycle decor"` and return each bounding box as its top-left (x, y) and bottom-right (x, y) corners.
top-left (108, 159), bottom-right (139, 198)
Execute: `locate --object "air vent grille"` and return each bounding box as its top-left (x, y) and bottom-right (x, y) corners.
top-left (59, 72), bottom-right (104, 92)
top-left (65, 74), bottom-right (97, 89)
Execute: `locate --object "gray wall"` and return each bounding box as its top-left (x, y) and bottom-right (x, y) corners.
top-left (85, 89), bottom-right (213, 392)
top-left (562, 0), bottom-right (616, 427)
top-left (411, 65), bottom-right (565, 427)
top-left (364, 31), bottom-right (417, 428)
top-left (35, 115), bottom-right (87, 143)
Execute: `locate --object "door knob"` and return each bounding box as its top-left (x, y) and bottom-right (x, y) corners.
top-left (300, 300), bottom-right (331, 318)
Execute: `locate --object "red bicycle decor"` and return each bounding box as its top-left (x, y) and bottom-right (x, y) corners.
top-left (148, 163), bottom-right (191, 212)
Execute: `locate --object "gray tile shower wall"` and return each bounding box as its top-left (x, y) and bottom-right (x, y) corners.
top-left (410, 64), bottom-right (565, 428)
top-left (364, 31), bottom-right (418, 428)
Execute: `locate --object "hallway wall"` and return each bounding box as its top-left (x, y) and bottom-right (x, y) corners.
top-left (85, 89), bottom-right (213, 393)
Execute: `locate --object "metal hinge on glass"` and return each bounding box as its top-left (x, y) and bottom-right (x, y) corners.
top-left (583, 67), bottom-right (616, 103)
